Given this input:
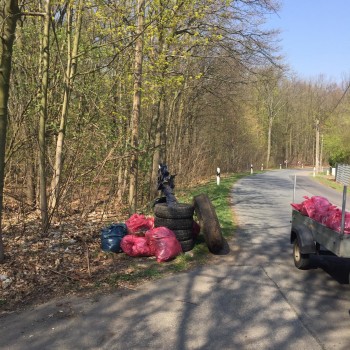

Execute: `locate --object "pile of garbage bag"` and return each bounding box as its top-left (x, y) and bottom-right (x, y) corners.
top-left (101, 213), bottom-right (193, 262)
top-left (291, 196), bottom-right (350, 234)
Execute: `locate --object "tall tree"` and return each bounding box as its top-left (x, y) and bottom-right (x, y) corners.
top-left (50, 0), bottom-right (84, 213)
top-left (38, 0), bottom-right (51, 232)
top-left (0, 0), bottom-right (20, 262)
top-left (129, 0), bottom-right (145, 214)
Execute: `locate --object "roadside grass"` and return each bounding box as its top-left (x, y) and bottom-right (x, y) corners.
top-left (312, 174), bottom-right (344, 191)
top-left (177, 173), bottom-right (248, 239)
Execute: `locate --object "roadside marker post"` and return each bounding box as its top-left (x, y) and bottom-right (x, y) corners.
top-left (216, 167), bottom-right (220, 186)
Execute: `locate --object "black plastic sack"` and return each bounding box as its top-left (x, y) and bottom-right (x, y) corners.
top-left (100, 223), bottom-right (127, 253)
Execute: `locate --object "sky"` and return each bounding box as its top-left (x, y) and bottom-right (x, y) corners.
top-left (266, 0), bottom-right (350, 82)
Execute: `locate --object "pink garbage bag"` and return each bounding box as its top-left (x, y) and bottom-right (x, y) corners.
top-left (145, 227), bottom-right (182, 262)
top-left (125, 214), bottom-right (154, 235)
top-left (292, 196), bottom-right (331, 220)
top-left (300, 197), bottom-right (316, 218)
top-left (120, 235), bottom-right (153, 257)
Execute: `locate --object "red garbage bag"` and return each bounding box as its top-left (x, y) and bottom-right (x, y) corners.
top-left (125, 214), bottom-right (154, 235)
top-left (322, 208), bottom-right (350, 234)
top-left (291, 203), bottom-right (302, 211)
top-left (145, 227), bottom-right (182, 262)
top-left (323, 207), bottom-right (342, 232)
top-left (292, 196), bottom-right (331, 220)
top-left (344, 212), bottom-right (350, 234)
top-left (300, 197), bottom-right (316, 218)
top-left (292, 195), bottom-right (350, 234)
top-left (313, 202), bottom-right (332, 222)
top-left (120, 235), bottom-right (152, 257)
top-left (311, 196), bottom-right (331, 210)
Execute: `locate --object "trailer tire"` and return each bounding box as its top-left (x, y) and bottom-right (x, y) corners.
top-left (293, 239), bottom-right (311, 270)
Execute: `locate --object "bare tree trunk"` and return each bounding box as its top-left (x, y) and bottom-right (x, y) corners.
top-left (128, 0), bottom-right (145, 215)
top-left (0, 0), bottom-right (20, 262)
top-left (50, 0), bottom-right (83, 213)
top-left (150, 110), bottom-right (161, 199)
top-left (150, 92), bottom-right (165, 200)
top-left (315, 118), bottom-right (320, 173)
top-left (266, 116), bottom-right (273, 168)
top-left (38, 0), bottom-right (51, 232)
top-left (320, 134), bottom-right (324, 170)
top-left (25, 151), bottom-right (36, 207)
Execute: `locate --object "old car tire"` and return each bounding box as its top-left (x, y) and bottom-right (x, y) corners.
top-left (179, 239), bottom-right (195, 252)
top-left (154, 216), bottom-right (194, 230)
top-left (172, 229), bottom-right (193, 241)
top-left (193, 194), bottom-right (223, 254)
top-left (293, 239), bottom-right (311, 270)
top-left (154, 203), bottom-right (194, 219)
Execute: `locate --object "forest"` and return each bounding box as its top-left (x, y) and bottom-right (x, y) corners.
top-left (1, 0), bottom-right (350, 264)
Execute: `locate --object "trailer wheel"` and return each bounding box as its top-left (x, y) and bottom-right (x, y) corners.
top-left (293, 240), bottom-right (311, 270)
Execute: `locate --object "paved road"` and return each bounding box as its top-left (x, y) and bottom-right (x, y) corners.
top-left (1, 169), bottom-right (349, 349)
top-left (232, 169), bottom-right (350, 349)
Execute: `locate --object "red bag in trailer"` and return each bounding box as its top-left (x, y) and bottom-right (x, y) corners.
top-left (291, 196), bottom-right (350, 234)
top-left (322, 208), bottom-right (350, 234)
top-left (299, 196), bottom-right (316, 218)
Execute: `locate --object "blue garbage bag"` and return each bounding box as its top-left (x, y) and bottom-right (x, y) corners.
top-left (100, 223), bottom-right (127, 253)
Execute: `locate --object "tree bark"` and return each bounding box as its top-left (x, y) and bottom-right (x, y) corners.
top-left (0, 0), bottom-right (20, 262)
top-left (128, 0), bottom-right (145, 215)
top-left (38, 0), bottom-right (51, 232)
top-left (266, 116), bottom-right (273, 168)
top-left (315, 118), bottom-right (320, 173)
top-left (50, 0), bottom-right (83, 213)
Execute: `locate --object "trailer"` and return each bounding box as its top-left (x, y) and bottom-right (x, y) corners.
top-left (290, 164), bottom-right (350, 269)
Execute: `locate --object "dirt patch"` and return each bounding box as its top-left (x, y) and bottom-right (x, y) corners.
top-left (0, 213), bottom-right (212, 315)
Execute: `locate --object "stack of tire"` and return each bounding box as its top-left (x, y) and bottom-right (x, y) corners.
top-left (154, 203), bottom-right (195, 252)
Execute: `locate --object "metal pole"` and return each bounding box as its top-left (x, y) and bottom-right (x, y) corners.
top-left (340, 185), bottom-right (347, 235)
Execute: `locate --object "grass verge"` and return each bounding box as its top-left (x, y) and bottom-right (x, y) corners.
top-left (312, 174), bottom-right (344, 192)
top-left (177, 173), bottom-right (248, 239)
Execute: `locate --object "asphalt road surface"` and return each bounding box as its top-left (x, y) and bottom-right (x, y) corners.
top-left (1, 169), bottom-right (349, 349)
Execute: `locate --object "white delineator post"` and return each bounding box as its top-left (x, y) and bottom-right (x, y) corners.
top-left (216, 167), bottom-right (221, 185)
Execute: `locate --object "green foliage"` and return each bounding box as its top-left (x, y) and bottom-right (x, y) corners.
top-left (328, 151), bottom-right (350, 167)
top-left (324, 115), bottom-right (350, 166)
